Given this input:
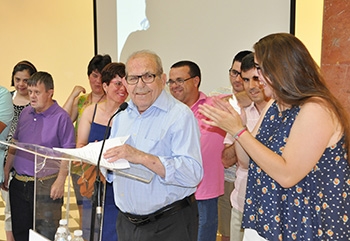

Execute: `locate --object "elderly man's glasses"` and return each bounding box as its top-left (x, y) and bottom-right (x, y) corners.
top-left (125, 73), bottom-right (157, 85)
top-left (229, 68), bottom-right (241, 77)
top-left (166, 76), bottom-right (194, 86)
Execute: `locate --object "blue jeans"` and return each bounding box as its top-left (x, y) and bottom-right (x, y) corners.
top-left (197, 198), bottom-right (218, 241)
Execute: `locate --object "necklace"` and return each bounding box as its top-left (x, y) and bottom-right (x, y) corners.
top-left (97, 94), bottom-right (105, 103)
top-left (89, 93), bottom-right (105, 104)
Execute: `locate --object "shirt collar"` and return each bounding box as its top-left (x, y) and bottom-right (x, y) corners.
top-left (128, 90), bottom-right (169, 114)
top-left (29, 100), bottom-right (58, 116)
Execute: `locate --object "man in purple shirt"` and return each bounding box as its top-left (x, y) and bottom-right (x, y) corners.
top-left (168, 61), bottom-right (226, 241)
top-left (3, 72), bottom-right (76, 241)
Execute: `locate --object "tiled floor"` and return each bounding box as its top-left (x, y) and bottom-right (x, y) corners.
top-left (0, 196), bottom-right (5, 241)
top-left (0, 176), bottom-right (80, 241)
top-left (0, 177), bottom-right (223, 241)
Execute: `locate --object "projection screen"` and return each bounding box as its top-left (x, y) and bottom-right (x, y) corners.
top-left (95, 0), bottom-right (292, 94)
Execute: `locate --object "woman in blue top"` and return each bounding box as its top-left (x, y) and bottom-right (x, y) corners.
top-left (77, 62), bottom-right (128, 241)
top-left (199, 33), bottom-right (350, 240)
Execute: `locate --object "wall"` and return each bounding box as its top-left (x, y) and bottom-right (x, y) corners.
top-left (98, 0), bottom-right (291, 95)
top-left (0, 1), bottom-right (325, 105)
top-left (321, 0), bottom-right (350, 113)
top-left (96, 0), bottom-right (117, 60)
top-left (295, 0), bottom-right (349, 113)
top-left (295, 0), bottom-right (324, 65)
top-left (0, 0), bottom-right (94, 106)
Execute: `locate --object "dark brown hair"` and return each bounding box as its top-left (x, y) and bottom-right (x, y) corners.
top-left (11, 60), bottom-right (37, 86)
top-left (254, 33), bottom-right (349, 162)
top-left (28, 71), bottom-right (54, 91)
top-left (101, 62), bottom-right (126, 85)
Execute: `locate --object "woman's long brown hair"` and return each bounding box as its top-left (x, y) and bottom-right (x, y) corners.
top-left (254, 33), bottom-right (350, 163)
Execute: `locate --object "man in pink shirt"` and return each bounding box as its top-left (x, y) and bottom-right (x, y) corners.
top-left (168, 60), bottom-right (226, 241)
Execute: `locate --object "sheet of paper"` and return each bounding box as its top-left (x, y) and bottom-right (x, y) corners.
top-left (29, 229), bottom-right (50, 241)
top-left (53, 136), bottom-right (130, 170)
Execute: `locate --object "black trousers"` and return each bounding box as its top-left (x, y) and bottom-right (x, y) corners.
top-left (9, 177), bottom-right (63, 241)
top-left (117, 199), bottom-right (199, 241)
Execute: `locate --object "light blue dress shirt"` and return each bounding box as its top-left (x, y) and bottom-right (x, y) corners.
top-left (110, 90), bottom-right (203, 215)
top-left (0, 86), bottom-right (13, 183)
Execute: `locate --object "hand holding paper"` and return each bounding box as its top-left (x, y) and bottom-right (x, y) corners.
top-left (54, 136), bottom-right (130, 170)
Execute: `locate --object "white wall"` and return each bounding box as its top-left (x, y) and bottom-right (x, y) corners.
top-left (0, 1), bottom-right (323, 105)
top-left (96, 0), bottom-right (291, 94)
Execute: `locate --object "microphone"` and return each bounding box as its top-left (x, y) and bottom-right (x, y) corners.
top-left (90, 102), bottom-right (128, 241)
top-left (96, 102), bottom-right (128, 171)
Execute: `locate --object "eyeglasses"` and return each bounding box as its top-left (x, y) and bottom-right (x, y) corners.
top-left (125, 73), bottom-right (157, 85)
top-left (166, 76), bottom-right (194, 86)
top-left (229, 68), bottom-right (241, 77)
top-left (110, 80), bottom-right (123, 87)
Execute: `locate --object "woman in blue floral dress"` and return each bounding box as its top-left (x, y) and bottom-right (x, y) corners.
top-left (199, 33), bottom-right (350, 240)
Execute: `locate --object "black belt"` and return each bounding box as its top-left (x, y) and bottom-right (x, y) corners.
top-left (122, 194), bottom-right (196, 226)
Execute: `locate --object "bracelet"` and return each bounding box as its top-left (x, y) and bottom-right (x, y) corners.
top-left (234, 127), bottom-right (247, 140)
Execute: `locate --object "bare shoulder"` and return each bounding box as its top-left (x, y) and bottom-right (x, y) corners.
top-left (297, 97), bottom-right (342, 145)
top-left (299, 97), bottom-right (335, 119)
top-left (83, 103), bottom-right (95, 113)
top-left (80, 104), bottom-right (95, 119)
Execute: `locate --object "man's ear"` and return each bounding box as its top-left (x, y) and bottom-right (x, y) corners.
top-left (48, 89), bottom-right (54, 98)
top-left (193, 76), bottom-right (200, 88)
top-left (160, 73), bottom-right (167, 86)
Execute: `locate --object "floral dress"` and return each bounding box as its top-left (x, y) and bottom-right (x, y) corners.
top-left (4, 101), bottom-right (29, 160)
top-left (242, 101), bottom-right (350, 241)
top-left (75, 93), bottom-right (90, 131)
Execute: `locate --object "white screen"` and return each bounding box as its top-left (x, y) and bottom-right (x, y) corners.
top-left (96, 0), bottom-right (291, 94)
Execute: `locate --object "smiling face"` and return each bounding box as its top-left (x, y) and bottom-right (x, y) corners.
top-left (241, 68), bottom-right (266, 104)
top-left (13, 70), bottom-right (31, 96)
top-left (124, 54), bottom-right (165, 113)
top-left (103, 75), bottom-right (128, 104)
top-left (168, 65), bottom-right (199, 107)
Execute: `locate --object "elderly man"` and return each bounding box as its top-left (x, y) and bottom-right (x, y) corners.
top-left (104, 50), bottom-right (203, 241)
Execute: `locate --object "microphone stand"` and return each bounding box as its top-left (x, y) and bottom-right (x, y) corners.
top-left (89, 102), bottom-right (128, 241)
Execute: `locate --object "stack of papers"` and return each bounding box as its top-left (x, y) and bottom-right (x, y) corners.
top-left (54, 136), bottom-right (130, 170)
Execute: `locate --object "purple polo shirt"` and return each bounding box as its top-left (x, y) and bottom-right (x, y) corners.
top-left (192, 92), bottom-right (226, 200)
top-left (13, 101), bottom-right (76, 176)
